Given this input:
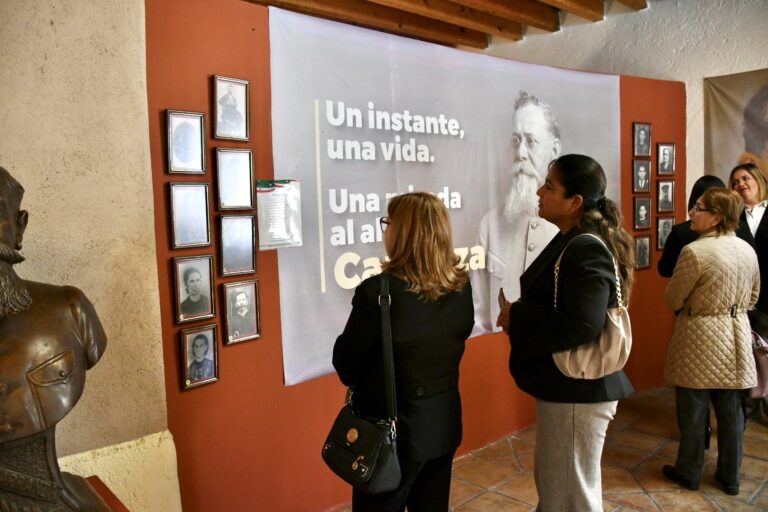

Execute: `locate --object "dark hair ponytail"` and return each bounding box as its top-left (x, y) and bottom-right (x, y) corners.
top-left (551, 155), bottom-right (635, 302)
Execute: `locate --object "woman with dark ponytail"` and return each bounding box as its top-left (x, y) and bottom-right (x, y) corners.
top-left (497, 154), bottom-right (635, 511)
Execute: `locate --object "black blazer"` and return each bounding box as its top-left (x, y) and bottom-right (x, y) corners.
top-left (657, 219), bottom-right (753, 278)
top-left (507, 229), bottom-right (634, 403)
top-left (333, 274), bottom-right (473, 461)
top-left (740, 210), bottom-right (768, 312)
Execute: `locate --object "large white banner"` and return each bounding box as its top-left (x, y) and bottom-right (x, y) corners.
top-left (270, 8), bottom-right (620, 385)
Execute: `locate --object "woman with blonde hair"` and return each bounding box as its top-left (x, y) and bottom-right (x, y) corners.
top-left (333, 192), bottom-right (473, 511)
top-left (662, 187), bottom-right (759, 496)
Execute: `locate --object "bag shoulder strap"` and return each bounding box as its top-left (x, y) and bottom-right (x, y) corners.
top-left (379, 273), bottom-right (397, 424)
top-left (554, 233), bottom-right (624, 311)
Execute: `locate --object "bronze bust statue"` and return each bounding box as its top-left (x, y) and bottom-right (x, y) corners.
top-left (0, 167), bottom-right (110, 511)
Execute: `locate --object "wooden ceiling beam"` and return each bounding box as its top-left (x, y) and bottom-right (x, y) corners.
top-left (447, 0), bottom-right (560, 32)
top-left (243, 0), bottom-right (489, 48)
top-left (364, 0), bottom-right (523, 40)
top-left (536, 0), bottom-right (603, 22)
top-left (615, 0), bottom-right (647, 9)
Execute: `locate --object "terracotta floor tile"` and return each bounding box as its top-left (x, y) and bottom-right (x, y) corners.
top-left (741, 455), bottom-right (768, 482)
top-left (755, 485), bottom-right (768, 508)
top-left (633, 456), bottom-right (690, 493)
top-left (609, 407), bottom-right (644, 432)
top-left (606, 428), bottom-right (667, 453)
top-left (649, 490), bottom-right (720, 511)
top-left (744, 419), bottom-right (768, 440)
top-left (453, 492), bottom-right (532, 512)
top-left (603, 493), bottom-right (661, 512)
top-left (473, 439), bottom-right (522, 470)
top-left (699, 473), bottom-right (762, 500)
top-left (507, 428), bottom-right (536, 451)
top-left (452, 452), bottom-right (478, 470)
top-left (602, 498), bottom-right (622, 512)
top-left (745, 434), bottom-right (768, 461)
top-left (452, 458), bottom-right (518, 489)
top-left (515, 448), bottom-right (535, 473)
top-left (629, 417), bottom-right (677, 439)
top-left (601, 465), bottom-right (645, 494)
top-left (494, 473), bottom-right (537, 506)
top-left (449, 478), bottom-right (484, 509)
top-left (602, 442), bottom-right (651, 470)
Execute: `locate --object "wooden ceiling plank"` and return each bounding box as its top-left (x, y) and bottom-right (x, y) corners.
top-left (615, 0), bottom-right (647, 9)
top-left (447, 0), bottom-right (560, 32)
top-left (243, 0), bottom-right (489, 48)
top-left (536, 0), bottom-right (603, 22)
top-left (365, 0), bottom-right (522, 40)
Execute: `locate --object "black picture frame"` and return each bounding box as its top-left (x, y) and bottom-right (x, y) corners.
top-left (657, 143), bottom-right (676, 175)
top-left (170, 183), bottom-right (211, 248)
top-left (657, 217), bottom-right (675, 250)
top-left (167, 110), bottom-right (206, 174)
top-left (214, 75), bottom-right (250, 141)
top-left (635, 235), bottom-right (651, 269)
top-left (174, 255), bottom-right (215, 323)
top-left (220, 215), bottom-right (256, 276)
top-left (181, 324), bottom-right (219, 389)
top-left (634, 197), bottom-right (652, 230)
top-left (216, 148), bottom-right (254, 209)
top-left (633, 122), bottom-right (652, 157)
top-left (657, 180), bottom-right (675, 213)
top-left (223, 280), bottom-right (261, 345)
top-left (632, 159), bottom-right (652, 193)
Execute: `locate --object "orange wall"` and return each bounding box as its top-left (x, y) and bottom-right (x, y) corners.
top-left (146, 2), bottom-right (684, 510)
top-left (620, 76), bottom-right (687, 390)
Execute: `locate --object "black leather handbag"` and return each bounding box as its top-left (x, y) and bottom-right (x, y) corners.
top-left (322, 274), bottom-right (402, 494)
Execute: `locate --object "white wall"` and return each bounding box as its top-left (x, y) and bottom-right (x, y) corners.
top-left (0, 0), bottom-right (179, 509)
top-left (482, 0), bottom-right (768, 196)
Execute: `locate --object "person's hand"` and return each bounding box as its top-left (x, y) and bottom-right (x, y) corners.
top-left (496, 299), bottom-right (512, 334)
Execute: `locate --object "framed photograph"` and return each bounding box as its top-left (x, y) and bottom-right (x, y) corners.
top-left (216, 149), bottom-right (254, 209)
top-left (633, 122), bottom-right (651, 157)
top-left (224, 280), bottom-right (261, 344)
top-left (214, 75), bottom-right (249, 141)
top-left (632, 160), bottom-right (651, 193)
top-left (657, 217), bottom-right (675, 250)
top-left (170, 183), bottom-right (211, 248)
top-left (174, 255), bottom-right (215, 323)
top-left (181, 324), bottom-right (219, 389)
top-left (167, 110), bottom-right (205, 173)
top-left (657, 143), bottom-right (676, 175)
top-left (635, 236), bottom-right (651, 269)
top-left (634, 197), bottom-right (652, 230)
top-left (657, 180), bottom-right (675, 212)
top-left (220, 215), bottom-right (256, 276)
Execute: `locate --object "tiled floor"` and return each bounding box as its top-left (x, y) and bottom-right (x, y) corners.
top-left (449, 387), bottom-right (768, 511)
top-left (336, 387), bottom-right (768, 511)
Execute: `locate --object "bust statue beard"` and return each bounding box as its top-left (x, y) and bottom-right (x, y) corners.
top-left (504, 160), bottom-right (542, 222)
top-left (0, 242), bottom-right (32, 316)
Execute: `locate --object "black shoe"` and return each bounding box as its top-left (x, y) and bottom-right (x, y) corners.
top-left (715, 473), bottom-right (739, 496)
top-left (662, 465), bottom-right (700, 490)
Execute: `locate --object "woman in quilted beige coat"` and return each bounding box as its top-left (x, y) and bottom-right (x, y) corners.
top-left (662, 188), bottom-right (760, 496)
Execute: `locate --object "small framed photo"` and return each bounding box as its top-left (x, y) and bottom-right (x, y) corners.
top-left (632, 160), bottom-right (651, 193)
top-left (170, 183), bottom-right (211, 248)
top-left (635, 236), bottom-right (651, 269)
top-left (634, 197), bottom-right (652, 230)
top-left (216, 149), bottom-right (254, 209)
top-left (167, 110), bottom-right (205, 173)
top-left (657, 180), bottom-right (675, 213)
top-left (657, 217), bottom-right (675, 250)
top-left (214, 75), bottom-right (249, 141)
top-left (633, 122), bottom-right (651, 157)
top-left (174, 255), bottom-right (215, 323)
top-left (181, 324), bottom-right (219, 389)
top-left (657, 143), bottom-right (675, 175)
top-left (224, 280), bottom-right (261, 344)
top-left (220, 215), bottom-right (256, 276)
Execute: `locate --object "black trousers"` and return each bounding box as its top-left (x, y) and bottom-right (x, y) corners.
top-left (352, 450), bottom-right (455, 512)
top-left (674, 387), bottom-right (744, 487)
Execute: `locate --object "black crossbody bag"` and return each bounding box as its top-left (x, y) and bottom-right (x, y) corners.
top-left (321, 274), bottom-right (402, 494)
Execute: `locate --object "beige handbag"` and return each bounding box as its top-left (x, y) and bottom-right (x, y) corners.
top-left (552, 233), bottom-right (632, 379)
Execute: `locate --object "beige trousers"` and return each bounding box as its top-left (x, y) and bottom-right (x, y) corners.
top-left (534, 399), bottom-right (617, 512)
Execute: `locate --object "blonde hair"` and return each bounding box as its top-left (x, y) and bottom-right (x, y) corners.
top-left (730, 163), bottom-right (768, 203)
top-left (381, 192), bottom-right (468, 300)
top-left (700, 188), bottom-right (743, 234)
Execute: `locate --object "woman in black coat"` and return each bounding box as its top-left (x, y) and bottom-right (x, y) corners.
top-left (498, 155), bottom-right (635, 511)
top-left (333, 192), bottom-right (474, 512)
